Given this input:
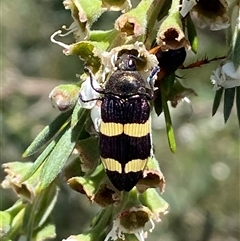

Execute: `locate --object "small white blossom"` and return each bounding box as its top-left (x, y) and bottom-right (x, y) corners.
top-left (90, 104), bottom-right (101, 132)
top-left (191, 11), bottom-right (230, 30)
top-left (210, 61), bottom-right (240, 90)
top-left (101, 42), bottom-right (159, 81)
top-left (104, 207), bottom-right (156, 241)
top-left (180, 0), bottom-right (197, 17)
top-left (78, 74), bottom-right (101, 109)
top-left (188, 0), bottom-right (230, 31)
top-left (104, 218), bottom-right (146, 241)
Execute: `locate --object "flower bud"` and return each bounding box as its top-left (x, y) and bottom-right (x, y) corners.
top-left (49, 84), bottom-right (80, 112)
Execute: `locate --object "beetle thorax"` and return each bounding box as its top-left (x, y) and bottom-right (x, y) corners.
top-left (105, 71), bottom-right (147, 97)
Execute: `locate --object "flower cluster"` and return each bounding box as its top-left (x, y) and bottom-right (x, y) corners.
top-left (1, 1), bottom-right (239, 241)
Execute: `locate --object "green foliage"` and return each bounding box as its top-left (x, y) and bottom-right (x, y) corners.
top-left (1, 1), bottom-right (239, 241)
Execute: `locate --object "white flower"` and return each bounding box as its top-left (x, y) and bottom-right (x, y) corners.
top-left (180, 0), bottom-right (197, 17)
top-left (90, 104), bottom-right (101, 132)
top-left (191, 10), bottom-right (230, 30)
top-left (101, 42), bottom-right (159, 81)
top-left (210, 61), bottom-right (240, 90)
top-left (78, 74), bottom-right (101, 109)
top-left (104, 218), bottom-right (146, 241)
top-left (104, 207), bottom-right (155, 241)
top-left (189, 0), bottom-right (230, 31)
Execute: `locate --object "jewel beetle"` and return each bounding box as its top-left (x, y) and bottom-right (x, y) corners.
top-left (81, 53), bottom-right (159, 191)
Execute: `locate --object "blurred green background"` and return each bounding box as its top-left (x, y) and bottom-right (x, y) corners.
top-left (1, 1), bottom-right (239, 241)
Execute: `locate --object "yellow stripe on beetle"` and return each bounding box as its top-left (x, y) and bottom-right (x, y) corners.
top-left (101, 157), bottom-right (122, 173)
top-left (124, 120), bottom-right (150, 137)
top-left (124, 158), bottom-right (148, 173)
top-left (101, 157), bottom-right (148, 174)
top-left (100, 122), bottom-right (123, 136)
top-left (100, 120), bottom-right (150, 137)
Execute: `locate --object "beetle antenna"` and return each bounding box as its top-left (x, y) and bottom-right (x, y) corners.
top-left (84, 67), bottom-right (105, 94)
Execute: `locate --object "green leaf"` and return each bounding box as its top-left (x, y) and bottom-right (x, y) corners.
top-left (186, 14), bottom-right (198, 54)
top-left (71, 102), bottom-right (83, 128)
top-left (212, 87), bottom-right (224, 116)
top-left (23, 110), bottom-right (72, 157)
top-left (0, 211), bottom-right (11, 237)
top-left (38, 110), bottom-right (88, 191)
top-left (157, 0), bottom-right (171, 21)
top-left (22, 182), bottom-right (58, 240)
top-left (21, 141), bottom-right (56, 183)
top-left (236, 86), bottom-right (240, 127)
top-left (224, 87), bottom-right (235, 123)
top-left (1, 203), bottom-right (25, 241)
top-left (232, 10), bottom-right (240, 68)
top-left (21, 123), bottom-right (70, 182)
top-left (34, 184), bottom-right (59, 228)
top-left (34, 222), bottom-right (56, 241)
top-left (161, 89), bottom-right (176, 153)
top-left (232, 31), bottom-right (240, 68)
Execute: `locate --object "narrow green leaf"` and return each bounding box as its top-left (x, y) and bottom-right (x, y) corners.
top-left (212, 87), bottom-right (224, 116)
top-left (1, 202), bottom-right (25, 240)
top-left (22, 182), bottom-right (58, 238)
top-left (4, 201), bottom-right (25, 217)
top-left (22, 201), bottom-right (38, 241)
top-left (232, 31), bottom-right (240, 68)
top-left (23, 110), bottom-right (72, 157)
top-left (38, 110), bottom-right (88, 191)
top-left (0, 211), bottom-right (11, 237)
top-left (224, 88), bottom-right (235, 123)
top-left (21, 124), bottom-right (69, 182)
top-left (33, 221), bottom-right (56, 241)
top-left (36, 184), bottom-right (59, 228)
top-left (236, 86), bottom-right (240, 127)
top-left (71, 102), bottom-right (83, 128)
top-left (157, 0), bottom-right (171, 21)
top-left (186, 14), bottom-right (198, 54)
top-left (161, 89), bottom-right (176, 153)
top-left (5, 208), bottom-right (25, 241)
top-left (232, 9), bottom-right (240, 68)
top-left (21, 142), bottom-right (55, 183)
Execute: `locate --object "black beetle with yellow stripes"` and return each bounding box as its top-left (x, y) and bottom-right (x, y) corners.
top-left (83, 53), bottom-right (159, 191)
